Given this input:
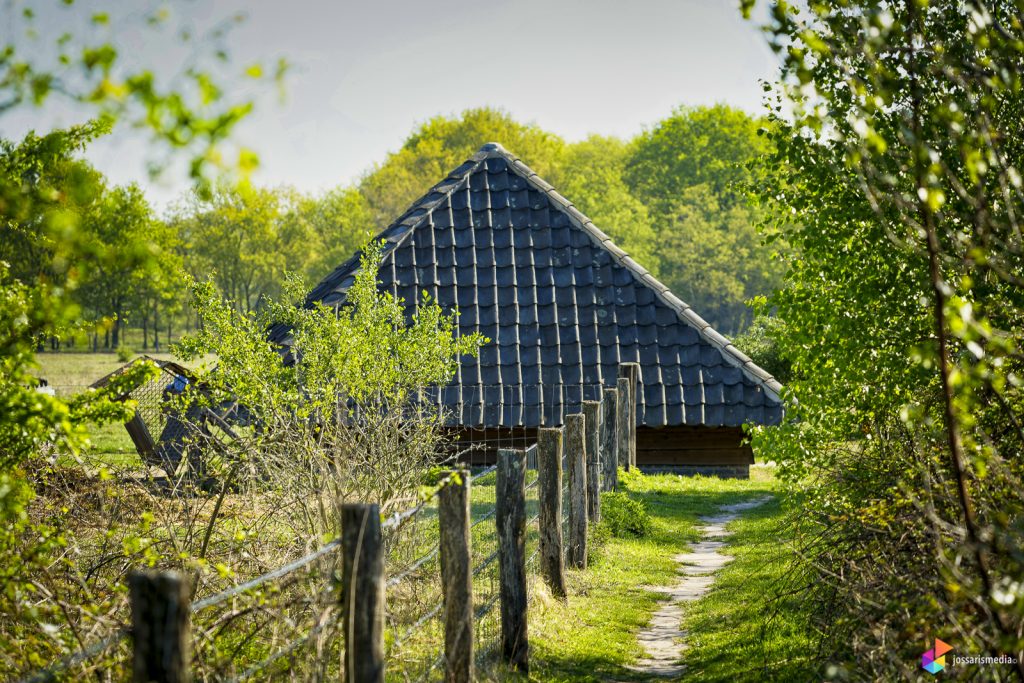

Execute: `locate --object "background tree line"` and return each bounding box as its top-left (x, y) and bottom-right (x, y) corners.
top-left (4, 104), bottom-right (784, 355)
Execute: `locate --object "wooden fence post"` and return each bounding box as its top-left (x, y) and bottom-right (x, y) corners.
top-left (340, 503), bottom-right (385, 683)
top-left (618, 364), bottom-right (639, 469)
top-left (565, 414), bottom-right (587, 569)
top-left (129, 570), bottom-right (191, 683)
top-left (439, 469), bottom-right (473, 683)
top-left (582, 400), bottom-right (601, 523)
top-left (616, 377), bottom-right (631, 472)
top-left (496, 448), bottom-right (529, 673)
top-left (601, 387), bottom-right (618, 491)
top-left (537, 427), bottom-right (566, 598)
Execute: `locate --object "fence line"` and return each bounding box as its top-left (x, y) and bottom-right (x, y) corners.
top-left (20, 372), bottom-right (633, 682)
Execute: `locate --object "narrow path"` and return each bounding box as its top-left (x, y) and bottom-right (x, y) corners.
top-left (626, 496), bottom-right (771, 679)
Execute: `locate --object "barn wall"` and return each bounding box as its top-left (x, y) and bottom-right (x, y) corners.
top-left (636, 426), bottom-right (752, 478)
top-left (446, 424), bottom-right (752, 478)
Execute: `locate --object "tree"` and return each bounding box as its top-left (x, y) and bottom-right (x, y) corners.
top-left (659, 184), bottom-right (783, 332)
top-left (749, 0), bottom-right (1024, 677)
top-left (0, 122), bottom-right (108, 290)
top-left (174, 241), bottom-right (485, 517)
top-left (176, 184), bottom-right (318, 314)
top-left (0, 4), bottom-right (269, 673)
top-left (625, 104), bottom-right (770, 217)
top-left (625, 105), bottom-right (782, 333)
top-left (288, 186), bottom-right (374, 284)
top-left (359, 107), bottom-right (566, 229)
top-left (558, 135), bottom-right (660, 275)
top-left (77, 184), bottom-right (165, 348)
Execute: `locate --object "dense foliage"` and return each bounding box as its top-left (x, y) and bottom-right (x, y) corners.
top-left (749, 0), bottom-right (1024, 678)
top-left (0, 2), bottom-right (280, 674)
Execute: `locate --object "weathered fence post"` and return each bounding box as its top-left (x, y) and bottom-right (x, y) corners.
top-left (616, 377), bottom-right (632, 472)
top-left (340, 503), bottom-right (385, 683)
top-left (537, 427), bottom-right (567, 598)
top-left (129, 570), bottom-right (191, 683)
top-left (582, 400), bottom-right (601, 523)
top-left (601, 387), bottom-right (618, 491)
top-left (496, 448), bottom-right (529, 673)
top-left (439, 469), bottom-right (473, 683)
top-left (565, 414), bottom-right (588, 569)
top-left (619, 364), bottom-right (639, 469)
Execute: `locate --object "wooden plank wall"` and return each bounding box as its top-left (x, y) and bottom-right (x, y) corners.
top-left (635, 426), bottom-right (753, 466)
top-left (447, 427), bottom-right (539, 466)
top-left (446, 425), bottom-right (752, 468)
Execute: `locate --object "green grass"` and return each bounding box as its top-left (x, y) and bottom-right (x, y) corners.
top-left (677, 490), bottom-right (816, 681)
top-left (521, 466), bottom-right (803, 682)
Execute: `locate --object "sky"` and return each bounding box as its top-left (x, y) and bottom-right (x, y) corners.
top-left (8, 0), bottom-right (780, 209)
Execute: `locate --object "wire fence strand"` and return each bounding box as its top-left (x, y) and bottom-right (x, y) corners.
top-left (19, 629), bottom-right (128, 683)
top-left (191, 539), bottom-right (341, 613)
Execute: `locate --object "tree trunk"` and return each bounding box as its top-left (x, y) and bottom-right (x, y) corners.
top-left (112, 305), bottom-right (121, 349)
top-left (153, 302), bottom-right (160, 351)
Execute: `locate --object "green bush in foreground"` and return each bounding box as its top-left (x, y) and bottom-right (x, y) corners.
top-left (599, 491), bottom-right (652, 539)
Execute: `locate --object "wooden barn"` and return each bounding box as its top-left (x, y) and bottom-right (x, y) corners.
top-left (270, 143), bottom-right (783, 477)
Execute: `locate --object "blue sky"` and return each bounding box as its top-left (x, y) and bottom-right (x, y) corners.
top-left (9, 0), bottom-right (779, 208)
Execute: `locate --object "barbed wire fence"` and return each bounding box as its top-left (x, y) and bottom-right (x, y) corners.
top-left (18, 368), bottom-right (639, 682)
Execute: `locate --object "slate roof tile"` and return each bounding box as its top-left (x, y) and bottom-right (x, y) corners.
top-left (271, 142), bottom-right (783, 428)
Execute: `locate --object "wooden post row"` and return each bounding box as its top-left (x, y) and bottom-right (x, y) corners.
top-left (565, 413), bottom-right (587, 570)
top-left (439, 470), bottom-right (473, 683)
top-left (618, 364), bottom-right (639, 470)
top-left (129, 570), bottom-right (192, 683)
top-left (496, 448), bottom-right (529, 674)
top-left (616, 377), bottom-right (631, 473)
top-left (340, 503), bottom-right (385, 683)
top-left (582, 401), bottom-right (601, 523)
top-left (601, 387), bottom-right (618, 491)
top-left (536, 427), bottom-right (567, 598)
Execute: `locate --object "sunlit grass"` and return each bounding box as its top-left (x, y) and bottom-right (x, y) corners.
top-left (512, 467), bottom-right (794, 682)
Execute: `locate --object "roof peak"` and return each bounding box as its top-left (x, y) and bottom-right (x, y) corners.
top-left (477, 141), bottom-right (509, 156)
top-left (282, 143), bottom-right (784, 403)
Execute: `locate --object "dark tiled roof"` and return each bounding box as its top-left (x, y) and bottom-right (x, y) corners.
top-left (270, 143), bottom-right (783, 428)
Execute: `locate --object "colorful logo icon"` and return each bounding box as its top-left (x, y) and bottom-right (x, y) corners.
top-left (922, 639), bottom-right (953, 674)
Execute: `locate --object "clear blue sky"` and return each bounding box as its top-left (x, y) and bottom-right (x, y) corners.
top-left (9, 0), bottom-right (779, 208)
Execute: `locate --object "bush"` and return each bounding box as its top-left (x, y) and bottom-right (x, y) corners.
top-left (617, 466), bottom-right (644, 491)
top-left (599, 492), bottom-right (652, 538)
top-left (116, 345), bottom-right (133, 362)
top-left (731, 314), bottom-right (791, 385)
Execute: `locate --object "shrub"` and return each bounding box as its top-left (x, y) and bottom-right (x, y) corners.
top-left (116, 345), bottom-right (133, 362)
top-left (599, 492), bottom-right (652, 538)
